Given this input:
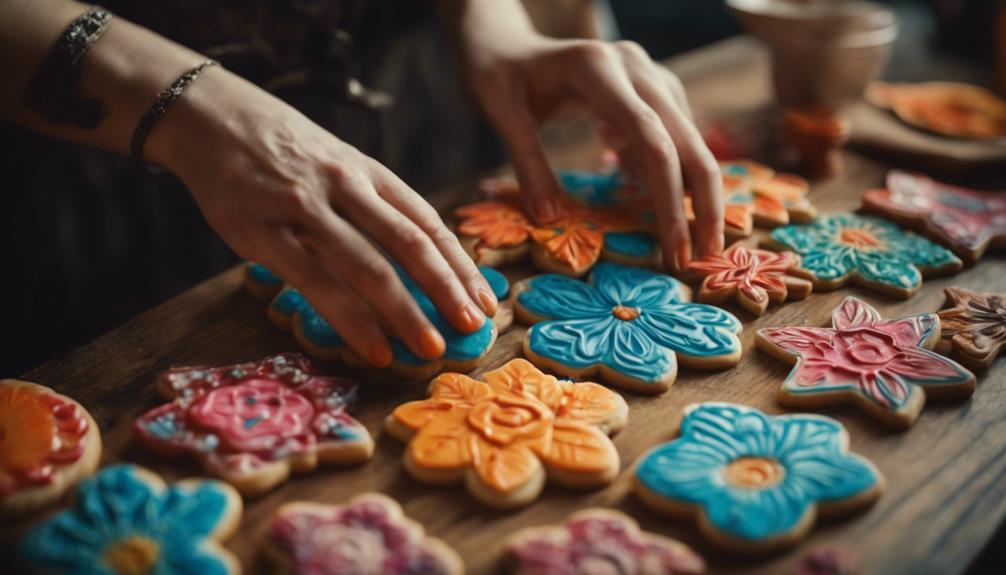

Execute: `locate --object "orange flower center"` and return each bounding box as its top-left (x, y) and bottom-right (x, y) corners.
top-left (723, 457), bottom-right (785, 488)
top-left (103, 536), bottom-right (160, 575)
top-left (838, 228), bottom-right (882, 249)
top-left (0, 388), bottom-right (57, 475)
top-left (612, 306), bottom-right (641, 321)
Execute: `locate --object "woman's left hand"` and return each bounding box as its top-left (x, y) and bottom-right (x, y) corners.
top-left (448, 0), bottom-right (724, 271)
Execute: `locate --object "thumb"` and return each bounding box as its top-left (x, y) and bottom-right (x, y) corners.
top-left (484, 97), bottom-right (563, 224)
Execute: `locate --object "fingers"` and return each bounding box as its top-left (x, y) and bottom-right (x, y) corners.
top-left (250, 227), bottom-right (393, 367)
top-left (562, 41), bottom-right (692, 270)
top-left (370, 162), bottom-right (500, 317)
top-left (614, 41), bottom-right (724, 256)
top-left (284, 188), bottom-right (447, 362)
top-left (473, 70), bottom-right (562, 223)
top-left (328, 162), bottom-right (490, 334)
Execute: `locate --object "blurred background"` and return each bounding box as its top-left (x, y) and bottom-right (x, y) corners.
top-left (0, 0), bottom-right (1001, 375)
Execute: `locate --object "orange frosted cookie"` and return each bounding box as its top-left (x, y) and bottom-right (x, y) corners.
top-left (686, 244), bottom-right (812, 316)
top-left (385, 358), bottom-right (627, 509)
top-left (0, 380), bottom-right (101, 517)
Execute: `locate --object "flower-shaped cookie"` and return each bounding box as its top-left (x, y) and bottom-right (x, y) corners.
top-left (504, 508), bottom-right (705, 575)
top-left (454, 185), bottom-right (643, 275)
top-left (266, 265), bottom-right (510, 379)
top-left (265, 493), bottom-right (463, 575)
top-left (757, 297), bottom-right (976, 429)
top-left (135, 354), bottom-right (373, 496)
top-left (17, 464), bottom-right (241, 575)
top-left (765, 213), bottom-right (962, 298)
top-left (862, 170), bottom-right (1006, 263)
top-left (635, 403), bottom-right (883, 553)
top-left (385, 358), bottom-right (627, 509)
top-left (686, 245), bottom-right (813, 316)
top-left (515, 263), bottom-right (742, 393)
top-left (0, 380), bottom-right (101, 517)
top-left (866, 81), bottom-right (1006, 139)
top-left (720, 160), bottom-right (817, 227)
top-left (939, 287), bottom-right (1006, 370)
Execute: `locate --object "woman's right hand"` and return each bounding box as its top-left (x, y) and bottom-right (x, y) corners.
top-left (149, 69), bottom-right (497, 368)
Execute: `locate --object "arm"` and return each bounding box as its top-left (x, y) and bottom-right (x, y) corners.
top-left (0, 0), bottom-right (497, 366)
top-left (439, 0), bottom-right (725, 269)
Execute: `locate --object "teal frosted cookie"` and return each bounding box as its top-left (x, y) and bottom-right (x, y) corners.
top-left (243, 262), bottom-right (284, 300)
top-left (513, 262), bottom-right (742, 393)
top-left (764, 213), bottom-right (962, 298)
top-left (634, 403), bottom-right (883, 553)
top-left (266, 265), bottom-right (511, 380)
top-left (17, 464), bottom-right (242, 575)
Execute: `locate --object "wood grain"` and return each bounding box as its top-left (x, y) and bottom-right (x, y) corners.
top-left (7, 37), bottom-right (1006, 575)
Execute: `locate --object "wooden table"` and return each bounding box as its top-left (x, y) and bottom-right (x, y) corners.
top-left (9, 37), bottom-right (1006, 574)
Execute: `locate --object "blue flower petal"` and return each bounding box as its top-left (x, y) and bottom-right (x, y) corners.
top-left (518, 274), bottom-right (611, 319)
top-left (590, 263), bottom-right (685, 309)
top-left (635, 303), bottom-right (741, 358)
top-left (603, 231), bottom-right (657, 258)
top-left (606, 321), bottom-right (677, 382)
top-left (703, 480), bottom-right (814, 541)
top-left (526, 316), bottom-right (618, 370)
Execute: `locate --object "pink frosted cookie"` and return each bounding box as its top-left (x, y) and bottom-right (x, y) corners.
top-left (686, 244), bottom-right (813, 316)
top-left (757, 297), bottom-right (976, 429)
top-left (504, 508), bottom-right (705, 575)
top-left (0, 380), bottom-right (101, 517)
top-left (135, 353), bottom-right (374, 496)
top-left (264, 493), bottom-right (463, 575)
top-left (862, 170), bottom-right (1006, 264)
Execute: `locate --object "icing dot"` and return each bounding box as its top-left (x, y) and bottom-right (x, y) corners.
top-left (612, 306), bottom-right (641, 321)
top-left (102, 536), bottom-right (160, 575)
top-left (723, 457), bottom-right (785, 489)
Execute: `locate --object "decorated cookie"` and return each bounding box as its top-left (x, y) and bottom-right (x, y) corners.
top-left (866, 81), bottom-right (1006, 140)
top-left (938, 287), bottom-right (1006, 371)
top-left (757, 297), bottom-right (976, 429)
top-left (17, 464), bottom-right (241, 575)
top-left (244, 262), bottom-right (285, 300)
top-left (135, 353), bottom-right (374, 496)
top-left (686, 244), bottom-right (813, 316)
top-left (634, 403), bottom-right (883, 553)
top-left (504, 508), bottom-right (705, 575)
top-left (764, 213), bottom-right (962, 298)
top-left (720, 160), bottom-right (817, 227)
top-left (513, 263), bottom-right (742, 393)
top-left (0, 380), bottom-right (101, 518)
top-left (265, 265), bottom-right (511, 379)
top-left (454, 183), bottom-right (645, 276)
top-left (862, 170), bottom-right (1006, 263)
top-left (385, 358), bottom-right (627, 509)
top-left (265, 493), bottom-right (463, 575)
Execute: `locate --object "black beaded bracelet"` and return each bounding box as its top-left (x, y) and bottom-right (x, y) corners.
top-left (22, 6), bottom-right (113, 129)
top-left (130, 59), bottom-right (219, 164)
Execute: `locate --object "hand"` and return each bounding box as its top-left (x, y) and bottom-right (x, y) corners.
top-left (150, 70), bottom-right (497, 367)
top-left (457, 17), bottom-right (724, 270)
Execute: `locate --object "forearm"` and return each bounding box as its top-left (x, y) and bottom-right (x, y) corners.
top-left (0, 0), bottom-right (205, 165)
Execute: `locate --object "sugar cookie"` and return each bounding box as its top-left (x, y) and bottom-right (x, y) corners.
top-left (262, 265), bottom-right (511, 379)
top-left (764, 213), bottom-right (962, 298)
top-left (634, 403), bottom-right (883, 553)
top-left (244, 262), bottom-right (284, 300)
top-left (686, 244), bottom-right (812, 316)
top-left (757, 297), bottom-right (975, 429)
top-left (0, 379), bottom-right (101, 518)
top-left (938, 287), bottom-right (1006, 371)
top-left (513, 263), bottom-right (742, 394)
top-left (503, 508), bottom-right (705, 574)
top-left (265, 493), bottom-right (463, 575)
top-left (862, 170), bottom-right (1006, 264)
top-left (866, 81), bottom-right (1006, 140)
top-left (386, 358), bottom-right (626, 509)
top-left (720, 160), bottom-right (817, 227)
top-left (135, 353), bottom-right (374, 497)
top-left (17, 464), bottom-right (241, 574)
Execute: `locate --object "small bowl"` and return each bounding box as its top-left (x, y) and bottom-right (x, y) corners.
top-left (727, 0), bottom-right (898, 108)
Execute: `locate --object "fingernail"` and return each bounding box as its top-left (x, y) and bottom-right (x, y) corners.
top-left (534, 198), bottom-right (556, 222)
top-left (461, 303), bottom-right (485, 332)
top-left (477, 289), bottom-right (499, 316)
top-left (416, 327), bottom-right (446, 360)
top-left (370, 343), bottom-right (392, 368)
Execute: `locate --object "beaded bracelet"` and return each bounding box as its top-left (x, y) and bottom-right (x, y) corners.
top-left (22, 6), bottom-right (113, 129)
top-left (130, 59), bottom-right (219, 164)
